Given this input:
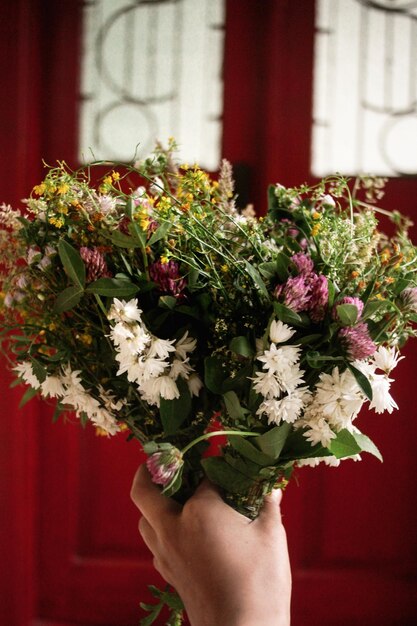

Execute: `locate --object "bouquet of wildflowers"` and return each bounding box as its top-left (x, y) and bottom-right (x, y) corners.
top-left (1, 140), bottom-right (417, 620)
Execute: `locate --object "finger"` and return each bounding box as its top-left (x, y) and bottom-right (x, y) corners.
top-left (130, 464), bottom-right (180, 525)
top-left (139, 517), bottom-right (175, 584)
top-left (257, 488), bottom-right (283, 526)
top-left (138, 516), bottom-right (158, 554)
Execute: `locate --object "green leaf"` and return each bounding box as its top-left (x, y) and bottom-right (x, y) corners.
top-left (58, 240), bottom-right (86, 288)
top-left (159, 378), bottom-right (191, 436)
top-left (296, 333), bottom-right (323, 346)
top-left (223, 391), bottom-right (248, 421)
top-left (362, 300), bottom-right (389, 319)
top-left (327, 279), bottom-right (337, 308)
top-left (281, 427), bottom-right (331, 460)
top-left (351, 430), bottom-right (383, 462)
top-left (128, 221), bottom-right (147, 248)
top-left (201, 456), bottom-right (254, 494)
top-left (53, 285), bottom-right (84, 313)
top-left (222, 363), bottom-right (253, 393)
top-left (228, 435), bottom-right (275, 466)
top-left (85, 277), bottom-right (138, 297)
top-left (30, 357), bottom-right (47, 384)
top-left (229, 336), bottom-right (254, 358)
top-left (255, 423), bottom-right (291, 460)
top-left (328, 429), bottom-right (362, 459)
top-left (204, 356), bottom-right (225, 394)
top-left (108, 230), bottom-right (142, 249)
top-left (158, 295), bottom-right (177, 309)
top-left (19, 385), bottom-right (38, 408)
top-left (335, 303), bottom-right (359, 326)
top-left (52, 403), bottom-right (64, 423)
top-left (147, 220), bottom-right (171, 246)
top-left (347, 362), bottom-right (373, 401)
top-left (273, 301), bottom-right (304, 327)
top-left (275, 253), bottom-right (291, 281)
top-left (243, 261), bottom-right (269, 299)
top-left (258, 261), bottom-right (278, 280)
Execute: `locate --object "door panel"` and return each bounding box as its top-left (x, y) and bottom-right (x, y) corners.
top-left (1, 1), bottom-right (416, 625)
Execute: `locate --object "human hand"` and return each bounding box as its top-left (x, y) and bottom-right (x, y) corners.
top-left (131, 465), bottom-right (291, 626)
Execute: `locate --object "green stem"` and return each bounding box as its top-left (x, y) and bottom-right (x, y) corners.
top-left (181, 429), bottom-right (259, 456)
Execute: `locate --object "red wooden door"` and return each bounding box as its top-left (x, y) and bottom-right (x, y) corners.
top-left (1, 1), bottom-right (417, 625)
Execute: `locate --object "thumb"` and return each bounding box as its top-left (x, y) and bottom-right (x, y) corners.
top-left (258, 487), bottom-right (283, 526)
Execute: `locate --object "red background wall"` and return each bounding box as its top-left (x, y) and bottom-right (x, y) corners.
top-left (1, 1), bottom-right (416, 625)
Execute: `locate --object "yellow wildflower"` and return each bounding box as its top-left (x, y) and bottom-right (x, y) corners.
top-left (221, 264), bottom-right (229, 273)
top-left (156, 196), bottom-right (172, 212)
top-left (57, 183), bottom-right (70, 195)
top-left (49, 216), bottom-right (64, 228)
top-left (312, 211), bottom-right (321, 220)
top-left (33, 183), bottom-right (46, 196)
top-left (76, 332), bottom-right (93, 346)
top-left (111, 171), bottom-right (120, 181)
top-left (160, 255), bottom-right (170, 264)
top-left (95, 427), bottom-right (110, 437)
top-left (311, 224), bottom-right (321, 236)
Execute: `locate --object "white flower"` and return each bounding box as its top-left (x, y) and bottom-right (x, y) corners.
top-left (140, 375), bottom-right (180, 404)
top-left (257, 343), bottom-right (301, 375)
top-left (251, 371), bottom-right (282, 399)
top-left (41, 376), bottom-right (65, 398)
top-left (27, 246), bottom-right (41, 265)
top-left (138, 356), bottom-right (169, 382)
top-left (175, 331), bottom-right (197, 360)
top-left (303, 417), bottom-right (337, 447)
top-left (89, 407), bottom-right (120, 436)
top-left (312, 367), bottom-right (365, 430)
top-left (369, 375), bottom-right (398, 414)
top-left (38, 255), bottom-right (52, 271)
top-left (148, 337), bottom-right (176, 360)
top-left (372, 346), bottom-right (404, 374)
top-left (269, 320), bottom-right (296, 344)
top-left (187, 373), bottom-right (203, 397)
top-left (150, 176), bottom-right (164, 195)
top-left (60, 364), bottom-right (83, 389)
top-left (279, 365), bottom-right (306, 393)
top-left (257, 387), bottom-right (310, 425)
top-left (169, 358), bottom-right (193, 380)
top-left (14, 361), bottom-right (41, 389)
top-left (98, 386), bottom-right (125, 412)
top-left (108, 298), bottom-right (143, 323)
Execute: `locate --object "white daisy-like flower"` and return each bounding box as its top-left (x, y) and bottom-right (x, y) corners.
top-left (303, 417), bottom-right (337, 447)
top-left (137, 356), bottom-right (169, 383)
top-left (257, 387), bottom-right (310, 425)
top-left (60, 364), bottom-right (84, 389)
top-left (371, 346), bottom-right (404, 374)
top-left (175, 331), bottom-right (197, 360)
top-left (89, 407), bottom-right (120, 436)
top-left (312, 367), bottom-right (365, 430)
top-left (140, 375), bottom-right (180, 404)
top-left (368, 374), bottom-right (398, 414)
top-left (14, 361), bottom-right (41, 389)
top-left (187, 373), bottom-right (203, 397)
top-left (257, 343), bottom-right (301, 375)
top-left (269, 319), bottom-right (296, 344)
top-left (251, 370), bottom-right (282, 399)
top-left (279, 364), bottom-right (307, 393)
top-left (108, 298), bottom-right (143, 323)
top-left (98, 386), bottom-right (125, 412)
top-left (41, 375), bottom-right (65, 398)
top-left (148, 337), bottom-right (176, 360)
top-left (169, 358), bottom-right (193, 380)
